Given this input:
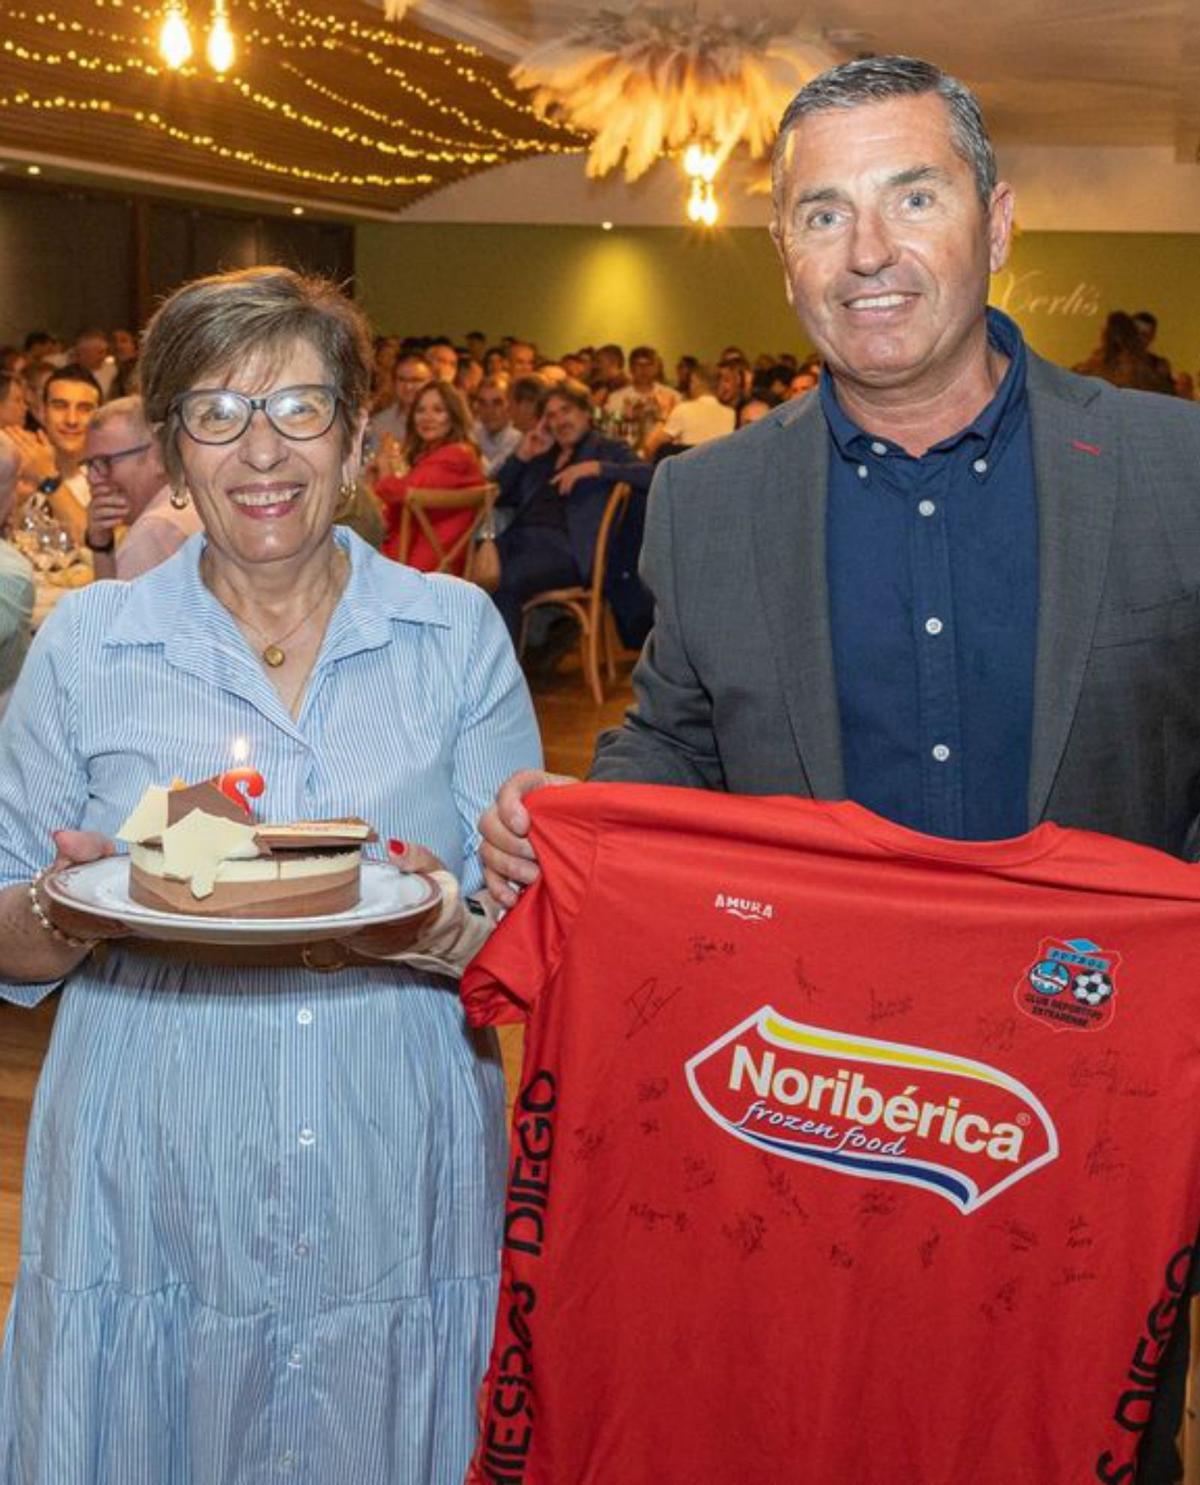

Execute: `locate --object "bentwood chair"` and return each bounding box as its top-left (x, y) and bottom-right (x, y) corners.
top-left (518, 482), bottom-right (631, 706)
top-left (394, 483), bottom-right (497, 577)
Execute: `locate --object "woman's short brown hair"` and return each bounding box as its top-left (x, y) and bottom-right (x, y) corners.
top-left (139, 266), bottom-right (372, 482)
top-left (400, 380), bottom-right (478, 467)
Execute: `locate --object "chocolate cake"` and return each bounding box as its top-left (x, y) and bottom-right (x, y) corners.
top-left (117, 776), bottom-right (376, 918)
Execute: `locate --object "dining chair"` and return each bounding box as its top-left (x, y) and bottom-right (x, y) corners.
top-left (394, 483), bottom-right (497, 577)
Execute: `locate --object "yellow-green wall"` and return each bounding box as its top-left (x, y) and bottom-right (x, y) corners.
top-left (355, 223), bottom-right (1199, 372)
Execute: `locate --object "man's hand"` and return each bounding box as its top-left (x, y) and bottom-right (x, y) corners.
top-left (85, 487), bottom-right (129, 550)
top-left (43, 829), bottom-right (128, 941)
top-left (516, 419), bottom-right (554, 462)
top-left (550, 460), bottom-right (601, 496)
top-left (3, 427), bottom-right (57, 486)
top-left (480, 769), bottom-right (577, 907)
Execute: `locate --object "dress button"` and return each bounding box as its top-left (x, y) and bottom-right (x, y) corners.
top-left (299, 1126), bottom-right (315, 1147)
top-left (856, 463), bottom-right (869, 480)
top-left (278, 1451), bottom-right (298, 1473)
top-left (293, 1239), bottom-right (311, 1258)
top-left (297, 1008), bottom-right (313, 1026)
top-left (918, 499), bottom-right (936, 517)
top-left (870, 440), bottom-right (887, 456)
top-left (932, 743), bottom-right (951, 762)
top-left (288, 1346), bottom-right (304, 1368)
top-left (924, 617), bottom-right (944, 636)
top-left (973, 457), bottom-right (988, 474)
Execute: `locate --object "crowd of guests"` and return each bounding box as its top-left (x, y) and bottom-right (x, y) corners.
top-left (0, 305), bottom-right (1191, 711)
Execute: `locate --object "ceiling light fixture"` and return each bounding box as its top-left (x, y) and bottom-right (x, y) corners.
top-left (206, 0), bottom-right (236, 74)
top-left (159, 1), bottom-right (194, 70)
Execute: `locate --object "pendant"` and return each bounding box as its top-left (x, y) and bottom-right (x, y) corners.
top-left (262, 644), bottom-right (286, 668)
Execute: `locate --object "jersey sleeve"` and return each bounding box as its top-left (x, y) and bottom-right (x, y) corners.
top-left (460, 785), bottom-right (600, 1025)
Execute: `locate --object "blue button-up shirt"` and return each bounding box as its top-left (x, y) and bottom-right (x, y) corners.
top-left (824, 308), bottom-right (1038, 841)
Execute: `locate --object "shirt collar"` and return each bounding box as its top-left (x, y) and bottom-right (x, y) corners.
top-left (819, 306), bottom-right (1028, 470)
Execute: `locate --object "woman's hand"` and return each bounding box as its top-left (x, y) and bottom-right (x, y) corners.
top-left (43, 830), bottom-right (129, 942)
top-left (339, 842), bottom-right (502, 978)
top-left (550, 460), bottom-right (601, 496)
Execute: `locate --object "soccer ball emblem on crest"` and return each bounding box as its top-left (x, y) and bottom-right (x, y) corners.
top-left (1071, 970), bottom-right (1113, 1007)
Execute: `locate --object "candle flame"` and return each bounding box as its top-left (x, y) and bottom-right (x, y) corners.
top-left (231, 736), bottom-right (249, 763)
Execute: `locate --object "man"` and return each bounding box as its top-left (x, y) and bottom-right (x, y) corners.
top-left (1133, 310), bottom-right (1174, 385)
top-left (425, 337), bottom-right (459, 384)
top-left (507, 340), bottom-right (537, 378)
top-left (3, 364), bottom-right (101, 546)
top-left (481, 60), bottom-right (1200, 1474)
top-left (0, 439), bottom-right (34, 720)
top-left (72, 327), bottom-right (117, 399)
top-left (368, 351), bottom-right (432, 447)
top-left (592, 343), bottom-right (629, 405)
top-left (605, 345), bottom-right (679, 425)
top-left (473, 374), bottom-right (521, 475)
top-left (465, 330), bottom-right (488, 365)
top-left (81, 396), bottom-right (201, 578)
top-left (715, 354), bottom-right (750, 410)
top-left (644, 362), bottom-right (733, 454)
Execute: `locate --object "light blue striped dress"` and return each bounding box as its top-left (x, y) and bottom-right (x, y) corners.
top-left (0, 529), bottom-right (542, 1485)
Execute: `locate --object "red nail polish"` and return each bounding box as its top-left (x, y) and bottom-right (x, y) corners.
top-left (388, 838), bottom-right (406, 855)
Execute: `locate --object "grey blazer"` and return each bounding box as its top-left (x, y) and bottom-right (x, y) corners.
top-left (592, 352), bottom-right (1200, 859)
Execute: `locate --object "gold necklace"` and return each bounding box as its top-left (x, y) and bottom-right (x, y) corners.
top-left (218, 556), bottom-right (343, 669)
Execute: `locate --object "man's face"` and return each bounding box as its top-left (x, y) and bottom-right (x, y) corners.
top-left (629, 355), bottom-right (656, 391)
top-left (508, 343), bottom-right (536, 376)
top-left (770, 94), bottom-right (1013, 395)
top-left (475, 385), bottom-right (510, 435)
top-left (84, 415), bottom-right (164, 517)
top-left (393, 357), bottom-right (432, 411)
top-left (1134, 317), bottom-right (1156, 349)
top-left (511, 395), bottom-right (540, 434)
top-left (427, 344), bottom-right (458, 383)
top-left (42, 378), bottom-right (100, 460)
top-left (75, 333), bottom-right (109, 371)
top-left (715, 365), bottom-right (742, 406)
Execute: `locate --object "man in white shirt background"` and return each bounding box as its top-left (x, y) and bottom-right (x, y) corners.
top-left (82, 396), bottom-right (201, 579)
top-left (644, 362), bottom-right (735, 455)
top-left (473, 375), bottom-right (521, 475)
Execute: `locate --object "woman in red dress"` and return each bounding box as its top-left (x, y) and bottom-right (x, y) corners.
top-left (376, 380), bottom-right (486, 570)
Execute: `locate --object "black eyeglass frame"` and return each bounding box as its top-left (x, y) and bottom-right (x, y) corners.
top-left (81, 442), bottom-right (154, 479)
top-left (171, 383), bottom-right (342, 446)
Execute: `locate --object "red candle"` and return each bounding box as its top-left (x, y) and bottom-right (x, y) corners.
top-left (218, 767), bottom-right (265, 814)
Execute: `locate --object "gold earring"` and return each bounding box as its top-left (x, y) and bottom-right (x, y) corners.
top-left (334, 480), bottom-right (357, 518)
top-left (169, 484), bottom-right (190, 510)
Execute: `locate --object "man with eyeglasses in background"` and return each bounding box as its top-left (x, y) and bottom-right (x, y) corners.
top-left (473, 374), bottom-right (521, 475)
top-left (82, 396), bottom-right (200, 579)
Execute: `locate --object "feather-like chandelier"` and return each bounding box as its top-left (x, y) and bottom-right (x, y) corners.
top-left (511, 6), bottom-right (836, 212)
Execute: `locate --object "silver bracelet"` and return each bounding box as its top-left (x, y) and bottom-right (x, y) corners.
top-left (28, 868), bottom-right (95, 950)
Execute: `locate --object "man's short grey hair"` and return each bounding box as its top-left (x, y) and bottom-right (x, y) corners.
top-left (771, 55), bottom-right (997, 214)
top-left (87, 395), bottom-right (149, 436)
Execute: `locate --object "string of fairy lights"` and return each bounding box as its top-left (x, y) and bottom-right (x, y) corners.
top-left (0, 0), bottom-right (584, 199)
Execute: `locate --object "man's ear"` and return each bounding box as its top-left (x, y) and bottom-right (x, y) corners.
top-left (987, 182), bottom-right (1016, 274)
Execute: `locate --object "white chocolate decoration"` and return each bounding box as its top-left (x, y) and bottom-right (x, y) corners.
top-left (116, 786), bottom-right (171, 845)
top-left (158, 811), bottom-right (261, 898)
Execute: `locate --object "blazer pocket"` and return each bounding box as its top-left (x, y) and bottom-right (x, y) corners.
top-left (1092, 589), bottom-right (1200, 649)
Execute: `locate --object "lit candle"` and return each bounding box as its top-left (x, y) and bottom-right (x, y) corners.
top-left (218, 742), bottom-right (264, 814)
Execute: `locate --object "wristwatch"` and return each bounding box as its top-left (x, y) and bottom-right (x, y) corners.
top-left (84, 529), bottom-right (114, 553)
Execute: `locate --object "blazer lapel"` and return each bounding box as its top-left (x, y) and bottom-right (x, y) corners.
top-left (1026, 355), bottom-right (1119, 824)
top-left (749, 397), bottom-right (845, 799)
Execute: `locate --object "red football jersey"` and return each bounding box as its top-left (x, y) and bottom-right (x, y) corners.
top-left (462, 784), bottom-right (1200, 1485)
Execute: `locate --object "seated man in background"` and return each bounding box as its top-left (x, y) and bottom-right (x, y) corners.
top-left (71, 327), bottom-right (117, 399)
top-left (425, 337), bottom-right (460, 384)
top-left (0, 439), bottom-right (34, 720)
top-left (507, 340), bottom-right (538, 377)
top-left (606, 346), bottom-right (679, 428)
top-left (644, 361), bottom-right (735, 456)
top-left (591, 344), bottom-right (629, 406)
top-left (81, 396), bottom-right (201, 579)
top-left (2, 364), bottom-right (101, 545)
top-left (473, 375), bottom-right (521, 475)
top-left (368, 351), bottom-right (432, 448)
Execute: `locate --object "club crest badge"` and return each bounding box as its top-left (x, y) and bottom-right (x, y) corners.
top-left (1015, 937), bottom-right (1120, 1033)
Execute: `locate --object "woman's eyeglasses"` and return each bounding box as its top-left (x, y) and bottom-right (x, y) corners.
top-left (173, 384), bottom-right (340, 445)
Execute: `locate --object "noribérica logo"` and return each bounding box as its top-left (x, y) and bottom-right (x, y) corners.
top-left (685, 1009), bottom-right (1058, 1215)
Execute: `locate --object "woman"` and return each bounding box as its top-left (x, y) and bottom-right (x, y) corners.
top-left (0, 267), bottom-right (540, 1484)
top-left (489, 377), bottom-right (651, 645)
top-left (375, 380), bottom-right (486, 570)
top-left (1073, 311), bottom-right (1176, 394)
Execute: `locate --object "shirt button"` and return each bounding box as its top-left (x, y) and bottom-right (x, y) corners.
top-left (297, 1008), bottom-right (313, 1026)
top-left (288, 1346), bottom-right (304, 1368)
top-left (932, 743), bottom-right (951, 762)
top-left (856, 463), bottom-right (869, 480)
top-left (870, 440), bottom-right (887, 456)
top-left (973, 457), bottom-right (988, 474)
top-left (299, 1126), bottom-right (315, 1147)
top-left (924, 617), bottom-right (944, 636)
top-left (293, 1239), bottom-right (311, 1258)
top-left (918, 499), bottom-right (936, 517)
top-left (278, 1450), bottom-right (298, 1473)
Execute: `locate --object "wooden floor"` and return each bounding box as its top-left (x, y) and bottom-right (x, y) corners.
top-left (0, 650), bottom-right (636, 1324)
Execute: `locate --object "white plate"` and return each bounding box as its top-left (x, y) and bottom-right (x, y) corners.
top-left (44, 857), bottom-right (439, 946)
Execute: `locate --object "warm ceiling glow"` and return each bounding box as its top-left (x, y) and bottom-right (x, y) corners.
top-left (291, 205), bottom-right (305, 215)
top-left (26, 163), bottom-right (41, 175)
top-left (159, 2), bottom-right (194, 69)
top-left (206, 0), bottom-right (236, 74)
top-left (601, 220), bottom-right (613, 231)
